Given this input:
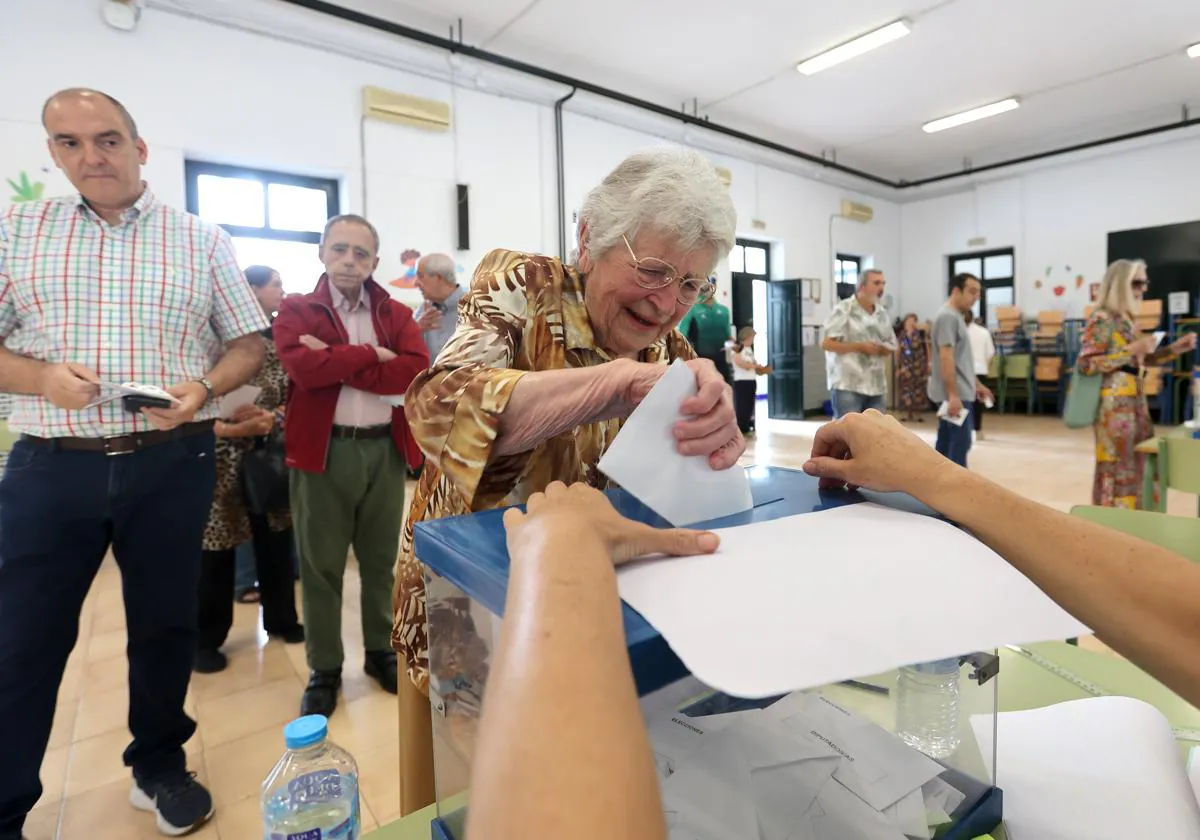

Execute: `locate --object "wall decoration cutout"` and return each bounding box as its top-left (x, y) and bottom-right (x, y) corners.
top-left (6, 171), bottom-right (44, 203)
top-left (1034, 279), bottom-right (1043, 290)
top-left (1045, 266), bottom-right (1052, 277)
top-left (1089, 283), bottom-right (1100, 302)
top-left (389, 248), bottom-right (421, 289)
top-left (1053, 285), bottom-right (1066, 297)
top-left (1075, 274), bottom-right (1085, 290)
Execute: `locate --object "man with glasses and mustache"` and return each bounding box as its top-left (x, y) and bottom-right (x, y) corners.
top-left (274, 214), bottom-right (430, 718)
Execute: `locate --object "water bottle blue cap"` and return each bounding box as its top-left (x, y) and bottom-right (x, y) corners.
top-left (284, 715), bottom-right (328, 749)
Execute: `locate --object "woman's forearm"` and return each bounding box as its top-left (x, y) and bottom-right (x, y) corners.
top-left (466, 529), bottom-right (665, 840)
top-left (494, 362), bottom-right (630, 456)
top-left (915, 466), bottom-right (1200, 704)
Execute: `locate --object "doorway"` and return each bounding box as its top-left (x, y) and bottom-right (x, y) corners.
top-left (947, 249), bottom-right (1015, 328)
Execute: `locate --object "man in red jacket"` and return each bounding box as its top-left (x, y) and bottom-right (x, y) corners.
top-left (274, 214), bottom-right (430, 717)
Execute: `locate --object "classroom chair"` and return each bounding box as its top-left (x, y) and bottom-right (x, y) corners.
top-left (999, 353), bottom-right (1033, 415)
top-left (1160, 435), bottom-right (1200, 515)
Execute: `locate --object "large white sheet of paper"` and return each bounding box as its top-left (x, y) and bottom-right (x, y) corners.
top-left (598, 359), bottom-right (753, 526)
top-left (617, 502), bottom-right (1089, 698)
top-left (971, 697), bottom-right (1200, 840)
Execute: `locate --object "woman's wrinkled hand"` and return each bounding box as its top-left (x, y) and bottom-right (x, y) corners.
top-left (503, 482), bottom-right (719, 566)
top-left (802, 409), bottom-right (955, 494)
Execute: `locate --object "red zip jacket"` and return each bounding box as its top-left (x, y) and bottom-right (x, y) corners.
top-left (274, 274), bottom-right (430, 474)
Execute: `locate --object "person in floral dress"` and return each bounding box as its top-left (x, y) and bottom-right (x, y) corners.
top-left (1078, 259), bottom-right (1196, 508)
top-left (895, 313), bottom-right (931, 421)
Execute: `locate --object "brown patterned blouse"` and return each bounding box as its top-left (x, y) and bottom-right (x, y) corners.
top-left (392, 248), bottom-right (695, 687)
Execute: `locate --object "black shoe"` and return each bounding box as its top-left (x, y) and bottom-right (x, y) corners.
top-left (193, 648), bottom-right (227, 674)
top-left (270, 624), bottom-right (305, 645)
top-left (364, 650), bottom-right (398, 694)
top-left (301, 670), bottom-right (342, 717)
top-left (130, 771), bottom-right (214, 836)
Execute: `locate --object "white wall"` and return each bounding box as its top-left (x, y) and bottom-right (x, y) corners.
top-left (0, 0), bottom-right (898, 324)
top-left (899, 134), bottom-right (1200, 321)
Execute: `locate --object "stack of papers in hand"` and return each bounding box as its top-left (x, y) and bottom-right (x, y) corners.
top-left (85, 381), bottom-right (182, 409)
top-left (936, 401), bottom-right (968, 426)
top-left (651, 691), bottom-right (965, 839)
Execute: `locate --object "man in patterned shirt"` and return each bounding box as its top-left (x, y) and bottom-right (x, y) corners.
top-left (821, 268), bottom-right (893, 418)
top-left (0, 89), bottom-right (268, 838)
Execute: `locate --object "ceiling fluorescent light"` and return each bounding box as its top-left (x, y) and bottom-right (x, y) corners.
top-left (796, 20), bottom-right (911, 76)
top-left (922, 98), bottom-right (1020, 133)
top-left (1188, 43), bottom-right (1200, 59)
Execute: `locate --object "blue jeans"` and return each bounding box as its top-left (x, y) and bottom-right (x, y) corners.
top-left (831, 389), bottom-right (886, 419)
top-left (235, 541), bottom-right (256, 592)
top-left (936, 408), bottom-right (973, 467)
top-left (0, 433), bottom-right (216, 838)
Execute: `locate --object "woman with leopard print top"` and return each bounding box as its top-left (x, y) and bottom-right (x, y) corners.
top-left (194, 265), bottom-right (303, 673)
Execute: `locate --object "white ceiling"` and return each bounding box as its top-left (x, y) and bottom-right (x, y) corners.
top-left (322, 0), bottom-right (1200, 182)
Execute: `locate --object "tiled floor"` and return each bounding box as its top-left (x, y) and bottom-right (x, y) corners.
top-left (27, 408), bottom-right (1190, 837)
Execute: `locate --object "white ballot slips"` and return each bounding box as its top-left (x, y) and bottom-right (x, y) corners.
top-left (618, 502), bottom-right (1089, 698)
top-left (598, 359), bottom-right (753, 526)
top-left (649, 690), bottom-right (961, 840)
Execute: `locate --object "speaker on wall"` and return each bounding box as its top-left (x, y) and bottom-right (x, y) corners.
top-left (456, 184), bottom-right (470, 251)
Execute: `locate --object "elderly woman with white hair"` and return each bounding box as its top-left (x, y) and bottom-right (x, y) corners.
top-left (390, 147), bottom-right (741, 810)
top-left (1079, 258), bottom-right (1196, 508)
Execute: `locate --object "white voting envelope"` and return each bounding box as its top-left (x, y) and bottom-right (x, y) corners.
top-left (598, 359), bottom-right (752, 526)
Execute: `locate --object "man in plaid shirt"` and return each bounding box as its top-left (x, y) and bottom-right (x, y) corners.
top-left (0, 89), bottom-right (267, 838)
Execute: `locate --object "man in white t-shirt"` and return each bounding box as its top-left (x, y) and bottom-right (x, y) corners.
top-left (965, 310), bottom-right (996, 439)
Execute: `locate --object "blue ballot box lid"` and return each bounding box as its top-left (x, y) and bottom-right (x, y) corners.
top-left (414, 466), bottom-right (937, 696)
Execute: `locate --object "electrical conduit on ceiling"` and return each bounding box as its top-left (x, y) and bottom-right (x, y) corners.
top-left (259, 0), bottom-right (1200, 192)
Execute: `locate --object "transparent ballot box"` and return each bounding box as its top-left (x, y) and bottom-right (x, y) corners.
top-left (415, 467), bottom-right (1003, 840)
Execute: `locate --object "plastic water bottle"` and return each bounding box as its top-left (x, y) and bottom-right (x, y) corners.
top-left (262, 715), bottom-right (361, 840)
top-left (895, 658), bottom-right (961, 759)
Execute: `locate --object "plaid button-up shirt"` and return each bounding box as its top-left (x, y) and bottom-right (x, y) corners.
top-left (0, 187), bottom-right (269, 438)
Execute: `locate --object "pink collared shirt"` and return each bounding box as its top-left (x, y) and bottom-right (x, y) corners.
top-left (330, 284), bottom-right (393, 428)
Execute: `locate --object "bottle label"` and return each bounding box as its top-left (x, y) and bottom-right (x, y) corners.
top-left (287, 770), bottom-right (345, 805)
top-left (271, 770), bottom-right (359, 840)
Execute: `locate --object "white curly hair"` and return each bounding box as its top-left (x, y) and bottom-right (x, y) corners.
top-left (576, 148), bottom-right (737, 273)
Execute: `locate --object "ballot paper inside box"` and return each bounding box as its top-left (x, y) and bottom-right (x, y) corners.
top-left (414, 467), bottom-right (1003, 840)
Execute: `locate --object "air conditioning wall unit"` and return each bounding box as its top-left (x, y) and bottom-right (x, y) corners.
top-left (363, 86), bottom-right (451, 132)
top-left (839, 200), bottom-right (873, 223)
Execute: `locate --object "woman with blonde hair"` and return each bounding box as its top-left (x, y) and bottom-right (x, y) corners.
top-left (1078, 259), bottom-right (1196, 507)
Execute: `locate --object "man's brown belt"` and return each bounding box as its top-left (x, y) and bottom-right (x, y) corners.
top-left (22, 420), bottom-right (216, 456)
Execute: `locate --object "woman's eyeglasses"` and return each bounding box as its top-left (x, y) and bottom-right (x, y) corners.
top-left (1132, 279), bottom-right (1150, 291)
top-left (622, 235), bottom-right (714, 305)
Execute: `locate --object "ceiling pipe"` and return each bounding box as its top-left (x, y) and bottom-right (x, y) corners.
top-left (274, 0), bottom-right (1200, 191)
top-left (273, 0), bottom-right (894, 188)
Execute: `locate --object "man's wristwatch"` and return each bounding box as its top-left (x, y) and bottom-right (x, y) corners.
top-left (196, 377), bottom-right (216, 404)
